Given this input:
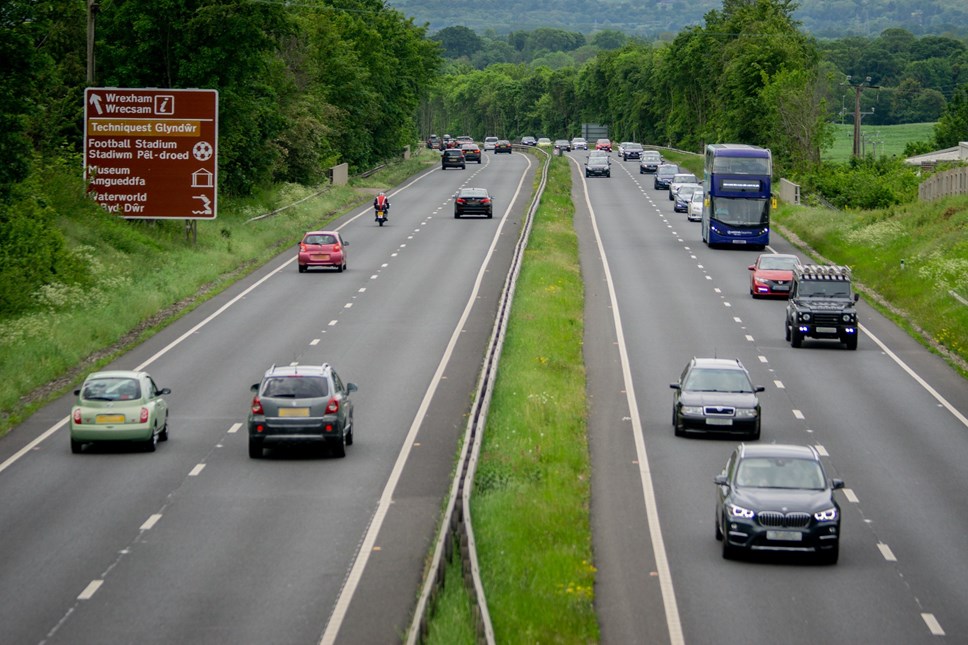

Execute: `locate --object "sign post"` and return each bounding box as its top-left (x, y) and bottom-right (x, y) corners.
top-left (84, 88), bottom-right (218, 220)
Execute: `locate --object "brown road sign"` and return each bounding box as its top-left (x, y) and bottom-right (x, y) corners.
top-left (84, 88), bottom-right (218, 220)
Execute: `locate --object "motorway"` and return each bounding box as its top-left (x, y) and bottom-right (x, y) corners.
top-left (0, 150), bottom-right (536, 644)
top-left (572, 150), bottom-right (968, 644)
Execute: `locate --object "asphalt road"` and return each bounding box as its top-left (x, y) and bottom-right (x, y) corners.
top-left (571, 150), bottom-right (968, 644)
top-left (0, 149), bottom-right (536, 644)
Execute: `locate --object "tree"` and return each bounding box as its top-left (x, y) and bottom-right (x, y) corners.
top-left (433, 26), bottom-right (483, 59)
top-left (934, 84), bottom-right (968, 149)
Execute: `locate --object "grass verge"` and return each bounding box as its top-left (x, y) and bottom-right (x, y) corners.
top-left (0, 151), bottom-right (437, 436)
top-left (773, 195), bottom-right (968, 373)
top-left (459, 155), bottom-right (596, 641)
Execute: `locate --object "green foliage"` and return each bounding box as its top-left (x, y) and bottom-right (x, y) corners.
top-left (798, 157), bottom-right (921, 209)
top-left (934, 83), bottom-right (968, 148)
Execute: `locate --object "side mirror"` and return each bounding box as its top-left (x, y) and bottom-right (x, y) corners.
top-left (74, 388), bottom-right (81, 396)
top-left (854, 293), bottom-right (860, 302)
top-left (347, 382), bottom-right (358, 393)
top-left (748, 265), bottom-right (755, 271)
top-left (754, 386), bottom-right (765, 393)
top-left (343, 239), bottom-right (349, 246)
top-left (831, 478), bottom-right (845, 490)
top-left (669, 383), bottom-right (681, 390)
top-left (250, 383), bottom-right (260, 393)
top-left (159, 388), bottom-right (172, 395)
top-left (713, 474), bottom-right (728, 486)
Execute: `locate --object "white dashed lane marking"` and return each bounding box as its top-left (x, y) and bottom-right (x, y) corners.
top-left (140, 514), bottom-right (162, 530)
top-left (877, 543), bottom-right (897, 561)
top-left (78, 580), bottom-right (103, 600)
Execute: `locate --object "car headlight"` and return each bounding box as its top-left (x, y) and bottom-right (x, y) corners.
top-left (842, 313), bottom-right (854, 322)
top-left (800, 312), bottom-right (811, 322)
top-left (680, 405), bottom-right (703, 415)
top-left (814, 507), bottom-right (838, 521)
top-left (734, 408), bottom-right (758, 418)
top-left (728, 503), bottom-right (755, 519)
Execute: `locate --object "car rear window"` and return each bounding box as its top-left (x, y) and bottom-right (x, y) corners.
top-left (83, 377), bottom-right (142, 401)
top-left (262, 377), bottom-right (329, 398)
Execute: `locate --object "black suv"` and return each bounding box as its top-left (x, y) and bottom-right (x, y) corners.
top-left (441, 148), bottom-right (466, 170)
top-left (785, 265), bottom-right (859, 350)
top-left (247, 364), bottom-right (357, 458)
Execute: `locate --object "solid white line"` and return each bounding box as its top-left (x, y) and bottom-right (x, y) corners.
top-left (227, 422), bottom-right (242, 434)
top-left (320, 153), bottom-right (534, 645)
top-left (78, 580), bottom-right (103, 600)
top-left (140, 514), bottom-right (162, 530)
top-left (571, 156), bottom-right (685, 645)
top-left (878, 543), bottom-right (897, 561)
top-left (189, 464), bottom-right (206, 477)
top-left (861, 323), bottom-right (968, 429)
top-left (921, 613), bottom-right (945, 636)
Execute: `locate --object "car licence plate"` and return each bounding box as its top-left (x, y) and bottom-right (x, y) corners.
top-left (816, 326), bottom-right (837, 333)
top-left (311, 254), bottom-right (330, 261)
top-left (767, 530), bottom-right (803, 542)
top-left (278, 408), bottom-right (309, 417)
top-left (706, 418), bottom-right (733, 426)
top-left (96, 414), bottom-right (125, 424)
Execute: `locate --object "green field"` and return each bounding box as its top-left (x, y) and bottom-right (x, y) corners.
top-left (823, 122), bottom-right (936, 162)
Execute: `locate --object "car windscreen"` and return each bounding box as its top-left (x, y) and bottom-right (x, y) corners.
top-left (759, 256), bottom-right (799, 270)
top-left (262, 377), bottom-right (329, 398)
top-left (736, 457), bottom-right (825, 489)
top-left (710, 197), bottom-right (769, 227)
top-left (683, 368), bottom-right (752, 393)
top-left (797, 281), bottom-right (852, 298)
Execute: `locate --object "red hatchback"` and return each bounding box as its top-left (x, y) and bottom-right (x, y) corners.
top-left (298, 230), bottom-right (347, 273)
top-left (595, 138), bottom-right (612, 152)
top-left (748, 253), bottom-right (800, 298)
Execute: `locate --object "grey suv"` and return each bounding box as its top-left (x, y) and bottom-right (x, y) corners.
top-left (654, 164), bottom-right (679, 189)
top-left (247, 364), bottom-right (357, 458)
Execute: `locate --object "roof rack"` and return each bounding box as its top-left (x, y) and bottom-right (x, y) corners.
top-left (796, 264), bottom-right (852, 281)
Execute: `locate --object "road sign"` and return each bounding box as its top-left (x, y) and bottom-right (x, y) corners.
top-left (84, 88), bottom-right (218, 220)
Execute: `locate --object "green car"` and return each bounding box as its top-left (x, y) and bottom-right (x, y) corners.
top-left (70, 370), bottom-right (171, 453)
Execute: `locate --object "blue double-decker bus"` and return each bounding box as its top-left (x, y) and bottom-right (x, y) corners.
top-left (701, 144), bottom-right (772, 248)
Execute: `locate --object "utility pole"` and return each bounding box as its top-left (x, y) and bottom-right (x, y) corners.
top-left (86, 1), bottom-right (100, 84)
top-left (843, 75), bottom-right (879, 158)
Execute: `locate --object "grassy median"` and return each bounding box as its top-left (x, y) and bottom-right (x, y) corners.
top-left (426, 155), bottom-right (597, 643)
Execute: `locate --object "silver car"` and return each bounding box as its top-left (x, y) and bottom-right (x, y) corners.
top-left (688, 189), bottom-right (704, 221)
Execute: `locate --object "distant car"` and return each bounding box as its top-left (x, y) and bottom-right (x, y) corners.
top-left (426, 134), bottom-right (439, 149)
top-left (70, 370), bottom-right (170, 453)
top-left (669, 173), bottom-right (700, 200)
top-left (298, 230), bottom-right (348, 273)
top-left (248, 363), bottom-right (357, 459)
top-left (687, 189), bottom-right (704, 221)
top-left (537, 137), bottom-right (553, 147)
top-left (673, 184), bottom-right (702, 212)
top-left (494, 139), bottom-right (512, 154)
top-left (595, 138), bottom-right (612, 152)
top-left (456, 135), bottom-right (474, 146)
top-left (483, 136), bottom-right (499, 151)
top-left (454, 187), bottom-right (493, 218)
top-left (621, 143), bottom-right (644, 161)
top-left (585, 155), bottom-right (611, 178)
top-left (461, 142), bottom-right (482, 163)
top-left (639, 150), bottom-right (663, 173)
top-left (441, 134), bottom-right (455, 149)
top-left (616, 142), bottom-right (633, 157)
top-left (441, 148), bottom-right (466, 169)
top-left (670, 357), bottom-right (764, 439)
top-left (654, 164), bottom-right (679, 189)
top-left (749, 253), bottom-right (801, 298)
top-left (714, 443), bottom-right (844, 564)
top-left (571, 137), bottom-right (588, 150)
top-left (554, 139), bottom-right (571, 152)
top-left (521, 136), bottom-right (537, 146)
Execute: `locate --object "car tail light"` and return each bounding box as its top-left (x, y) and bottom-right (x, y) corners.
top-left (332, 243), bottom-right (341, 252)
top-left (456, 198), bottom-right (465, 204)
top-left (140, 407), bottom-right (149, 423)
top-left (325, 398), bottom-right (339, 414)
top-left (251, 397), bottom-right (264, 415)
top-left (73, 408), bottom-right (82, 424)
top-left (481, 198), bottom-right (491, 204)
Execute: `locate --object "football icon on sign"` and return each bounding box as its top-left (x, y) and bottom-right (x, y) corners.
top-left (193, 141), bottom-right (214, 161)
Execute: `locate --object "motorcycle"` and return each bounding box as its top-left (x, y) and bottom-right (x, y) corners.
top-left (374, 205), bottom-right (388, 226)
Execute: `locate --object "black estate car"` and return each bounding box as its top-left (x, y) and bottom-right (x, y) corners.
top-left (441, 148), bottom-right (466, 169)
top-left (670, 358), bottom-right (764, 439)
top-left (715, 443), bottom-right (844, 564)
top-left (654, 163), bottom-right (679, 189)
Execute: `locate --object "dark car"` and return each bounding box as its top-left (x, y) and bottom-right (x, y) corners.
top-left (426, 134), bottom-right (439, 149)
top-left (297, 230), bottom-right (348, 273)
top-left (441, 134), bottom-right (454, 149)
top-left (749, 253), bottom-right (800, 298)
top-left (639, 150), bottom-right (663, 173)
top-left (670, 358), bottom-right (764, 439)
top-left (460, 142), bottom-right (482, 163)
top-left (584, 155), bottom-right (611, 178)
top-left (785, 265), bottom-right (860, 350)
top-left (554, 139), bottom-right (571, 152)
top-left (247, 364), bottom-right (357, 458)
top-left (654, 163), bottom-right (679, 189)
top-left (441, 148), bottom-right (466, 169)
top-left (521, 136), bottom-right (537, 146)
top-left (621, 142), bottom-right (644, 161)
top-left (495, 139), bottom-right (512, 154)
top-left (454, 187), bottom-right (493, 218)
top-left (715, 443), bottom-right (844, 564)
top-left (673, 184), bottom-right (702, 212)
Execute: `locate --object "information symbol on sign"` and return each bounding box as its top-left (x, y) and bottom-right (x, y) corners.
top-left (193, 141), bottom-right (214, 161)
top-left (154, 95), bottom-right (175, 115)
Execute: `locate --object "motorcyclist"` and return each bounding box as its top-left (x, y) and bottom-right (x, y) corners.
top-left (374, 192), bottom-right (390, 220)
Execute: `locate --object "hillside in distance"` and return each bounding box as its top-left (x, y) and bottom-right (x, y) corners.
top-left (389, 0), bottom-right (968, 39)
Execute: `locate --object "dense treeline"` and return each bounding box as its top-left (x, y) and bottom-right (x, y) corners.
top-left (393, 0), bottom-right (968, 40)
top-left (0, 0), bottom-right (439, 317)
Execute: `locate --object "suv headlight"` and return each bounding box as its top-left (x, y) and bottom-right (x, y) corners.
top-left (735, 408), bottom-right (758, 418)
top-left (800, 312), bottom-right (811, 322)
top-left (814, 507), bottom-right (838, 521)
top-left (842, 313), bottom-right (854, 322)
top-left (728, 504), bottom-right (755, 519)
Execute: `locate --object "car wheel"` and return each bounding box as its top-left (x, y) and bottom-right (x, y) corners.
top-left (585, 171), bottom-right (589, 177)
top-left (159, 416), bottom-right (169, 442)
top-left (143, 432), bottom-right (157, 453)
top-left (715, 516), bottom-right (723, 541)
top-left (722, 535), bottom-right (739, 560)
top-left (336, 262), bottom-right (343, 272)
top-left (845, 335), bottom-right (858, 351)
top-left (455, 212), bottom-right (461, 219)
top-left (70, 438), bottom-right (83, 454)
top-left (478, 159), bottom-right (481, 164)
top-left (461, 164), bottom-right (465, 169)
top-left (346, 423), bottom-right (354, 446)
top-left (248, 438), bottom-right (263, 459)
top-left (298, 264), bottom-right (307, 273)
top-left (784, 319), bottom-right (791, 341)
top-left (749, 418), bottom-right (761, 441)
top-left (673, 409), bottom-right (685, 437)
top-left (332, 434), bottom-right (346, 458)
top-left (791, 326), bottom-right (803, 348)
top-left (605, 172), bottom-right (610, 178)
top-left (819, 544), bottom-right (839, 565)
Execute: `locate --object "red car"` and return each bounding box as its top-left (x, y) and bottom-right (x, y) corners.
top-left (749, 253), bottom-right (800, 298)
top-left (595, 138), bottom-right (612, 152)
top-left (298, 230), bottom-right (347, 273)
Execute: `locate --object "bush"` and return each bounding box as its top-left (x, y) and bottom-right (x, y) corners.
top-left (798, 157), bottom-right (920, 209)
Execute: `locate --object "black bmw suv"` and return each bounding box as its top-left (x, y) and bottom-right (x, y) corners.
top-left (441, 148), bottom-right (466, 169)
